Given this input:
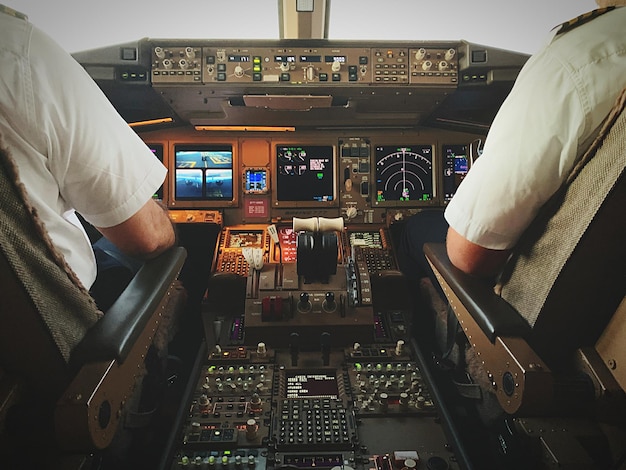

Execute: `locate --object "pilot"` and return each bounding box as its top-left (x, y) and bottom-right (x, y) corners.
top-left (0, 5), bottom-right (176, 309)
top-left (400, 0), bottom-right (626, 283)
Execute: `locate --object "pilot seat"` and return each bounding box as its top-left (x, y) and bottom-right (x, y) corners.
top-left (421, 88), bottom-right (626, 469)
top-left (0, 134), bottom-right (188, 468)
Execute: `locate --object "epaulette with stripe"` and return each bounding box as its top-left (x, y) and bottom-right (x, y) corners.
top-left (0, 4), bottom-right (28, 20)
top-left (556, 6), bottom-right (616, 36)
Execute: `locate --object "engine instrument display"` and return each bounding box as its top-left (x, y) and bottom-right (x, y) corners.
top-left (374, 145), bottom-right (434, 205)
top-left (275, 145), bottom-right (336, 206)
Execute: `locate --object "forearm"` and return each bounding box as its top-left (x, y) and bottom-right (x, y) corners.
top-left (445, 227), bottom-right (510, 278)
top-left (97, 199), bottom-right (176, 260)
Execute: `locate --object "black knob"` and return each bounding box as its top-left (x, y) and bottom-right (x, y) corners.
top-left (299, 292), bottom-right (309, 303)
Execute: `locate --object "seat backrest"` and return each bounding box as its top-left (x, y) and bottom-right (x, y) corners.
top-left (0, 135), bottom-right (101, 399)
top-left (498, 89), bottom-right (626, 370)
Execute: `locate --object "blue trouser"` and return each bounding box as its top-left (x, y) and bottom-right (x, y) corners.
top-left (90, 237), bottom-right (143, 310)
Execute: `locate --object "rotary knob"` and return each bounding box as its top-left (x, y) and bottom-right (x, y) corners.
top-left (345, 206), bottom-right (358, 219)
top-left (415, 48), bottom-right (426, 60)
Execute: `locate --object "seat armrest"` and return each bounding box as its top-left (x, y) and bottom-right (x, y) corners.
top-left (424, 243), bottom-right (530, 342)
top-left (69, 246), bottom-right (187, 368)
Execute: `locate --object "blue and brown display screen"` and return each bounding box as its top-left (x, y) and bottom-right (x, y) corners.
top-left (174, 145), bottom-right (233, 201)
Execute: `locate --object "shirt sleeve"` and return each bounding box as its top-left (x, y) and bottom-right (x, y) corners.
top-left (444, 43), bottom-right (586, 250)
top-left (29, 25), bottom-right (166, 229)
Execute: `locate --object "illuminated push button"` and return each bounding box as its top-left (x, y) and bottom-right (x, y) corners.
top-left (348, 65), bottom-right (358, 81)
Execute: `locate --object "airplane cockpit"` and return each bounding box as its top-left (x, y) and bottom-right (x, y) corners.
top-left (1, 1), bottom-right (625, 469)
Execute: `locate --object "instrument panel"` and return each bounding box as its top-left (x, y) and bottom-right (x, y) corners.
top-left (142, 128), bottom-right (476, 227)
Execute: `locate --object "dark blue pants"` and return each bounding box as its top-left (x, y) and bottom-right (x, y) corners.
top-left (90, 237), bottom-right (143, 311)
top-left (397, 210), bottom-right (449, 299)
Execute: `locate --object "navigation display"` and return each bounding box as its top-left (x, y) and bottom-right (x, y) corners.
top-left (374, 145), bottom-right (434, 205)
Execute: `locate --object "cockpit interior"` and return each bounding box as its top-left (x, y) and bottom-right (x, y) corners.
top-left (1, 1), bottom-right (625, 469)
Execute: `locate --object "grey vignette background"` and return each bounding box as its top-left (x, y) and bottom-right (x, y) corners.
top-left (6, 0), bottom-right (594, 54)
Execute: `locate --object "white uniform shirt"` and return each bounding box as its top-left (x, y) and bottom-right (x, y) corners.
top-left (445, 7), bottom-right (626, 250)
top-left (0, 10), bottom-right (166, 288)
